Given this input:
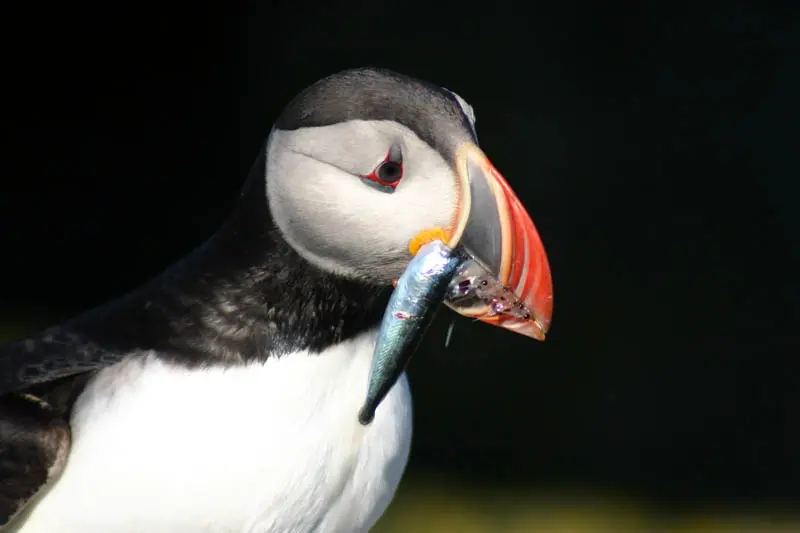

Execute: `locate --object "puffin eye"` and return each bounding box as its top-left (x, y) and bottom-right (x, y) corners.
top-left (376, 161), bottom-right (403, 183)
top-left (361, 149), bottom-right (404, 192)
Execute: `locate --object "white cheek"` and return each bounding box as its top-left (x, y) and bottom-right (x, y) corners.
top-left (268, 152), bottom-right (361, 277)
top-left (267, 123), bottom-right (458, 280)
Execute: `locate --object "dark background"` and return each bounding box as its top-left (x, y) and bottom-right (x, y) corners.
top-left (2, 0), bottom-right (798, 514)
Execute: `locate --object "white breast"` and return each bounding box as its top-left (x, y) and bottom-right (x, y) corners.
top-left (12, 329), bottom-right (412, 533)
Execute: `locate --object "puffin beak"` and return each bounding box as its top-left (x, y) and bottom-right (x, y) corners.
top-left (444, 143), bottom-right (554, 340)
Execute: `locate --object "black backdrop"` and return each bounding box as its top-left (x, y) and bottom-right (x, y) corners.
top-left (1, 0), bottom-right (798, 510)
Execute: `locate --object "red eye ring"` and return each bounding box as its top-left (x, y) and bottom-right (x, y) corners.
top-left (362, 151), bottom-right (404, 190)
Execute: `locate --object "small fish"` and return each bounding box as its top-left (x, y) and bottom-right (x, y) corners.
top-left (358, 240), bottom-right (463, 425)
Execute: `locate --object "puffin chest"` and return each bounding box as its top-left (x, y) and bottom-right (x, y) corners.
top-left (14, 331), bottom-right (413, 533)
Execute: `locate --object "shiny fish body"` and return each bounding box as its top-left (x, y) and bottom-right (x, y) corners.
top-left (358, 241), bottom-right (462, 425)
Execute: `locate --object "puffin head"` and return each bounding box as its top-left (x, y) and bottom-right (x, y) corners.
top-left (266, 68), bottom-right (553, 340)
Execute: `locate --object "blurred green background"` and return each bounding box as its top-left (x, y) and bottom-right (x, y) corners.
top-left (2, 0), bottom-right (798, 531)
top-left (375, 478), bottom-right (800, 533)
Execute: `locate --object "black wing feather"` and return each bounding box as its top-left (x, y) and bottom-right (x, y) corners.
top-left (0, 392), bottom-right (71, 528)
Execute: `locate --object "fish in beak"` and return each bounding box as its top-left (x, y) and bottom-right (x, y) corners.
top-left (359, 144), bottom-right (553, 424)
top-left (359, 241), bottom-right (463, 425)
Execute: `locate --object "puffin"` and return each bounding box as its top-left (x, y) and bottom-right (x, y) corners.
top-left (0, 67), bottom-right (553, 533)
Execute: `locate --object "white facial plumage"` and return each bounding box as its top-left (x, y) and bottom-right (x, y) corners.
top-left (267, 118), bottom-right (463, 282)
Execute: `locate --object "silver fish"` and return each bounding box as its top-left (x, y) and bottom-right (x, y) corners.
top-left (358, 240), bottom-right (462, 425)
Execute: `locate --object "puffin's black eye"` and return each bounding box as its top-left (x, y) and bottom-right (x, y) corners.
top-left (362, 151), bottom-right (404, 192)
top-left (376, 161), bottom-right (403, 183)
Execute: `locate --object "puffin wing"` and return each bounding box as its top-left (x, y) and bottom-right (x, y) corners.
top-left (0, 314), bottom-right (124, 527)
top-left (0, 392), bottom-right (71, 528)
top-left (0, 316), bottom-right (114, 528)
top-left (0, 326), bottom-right (120, 395)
